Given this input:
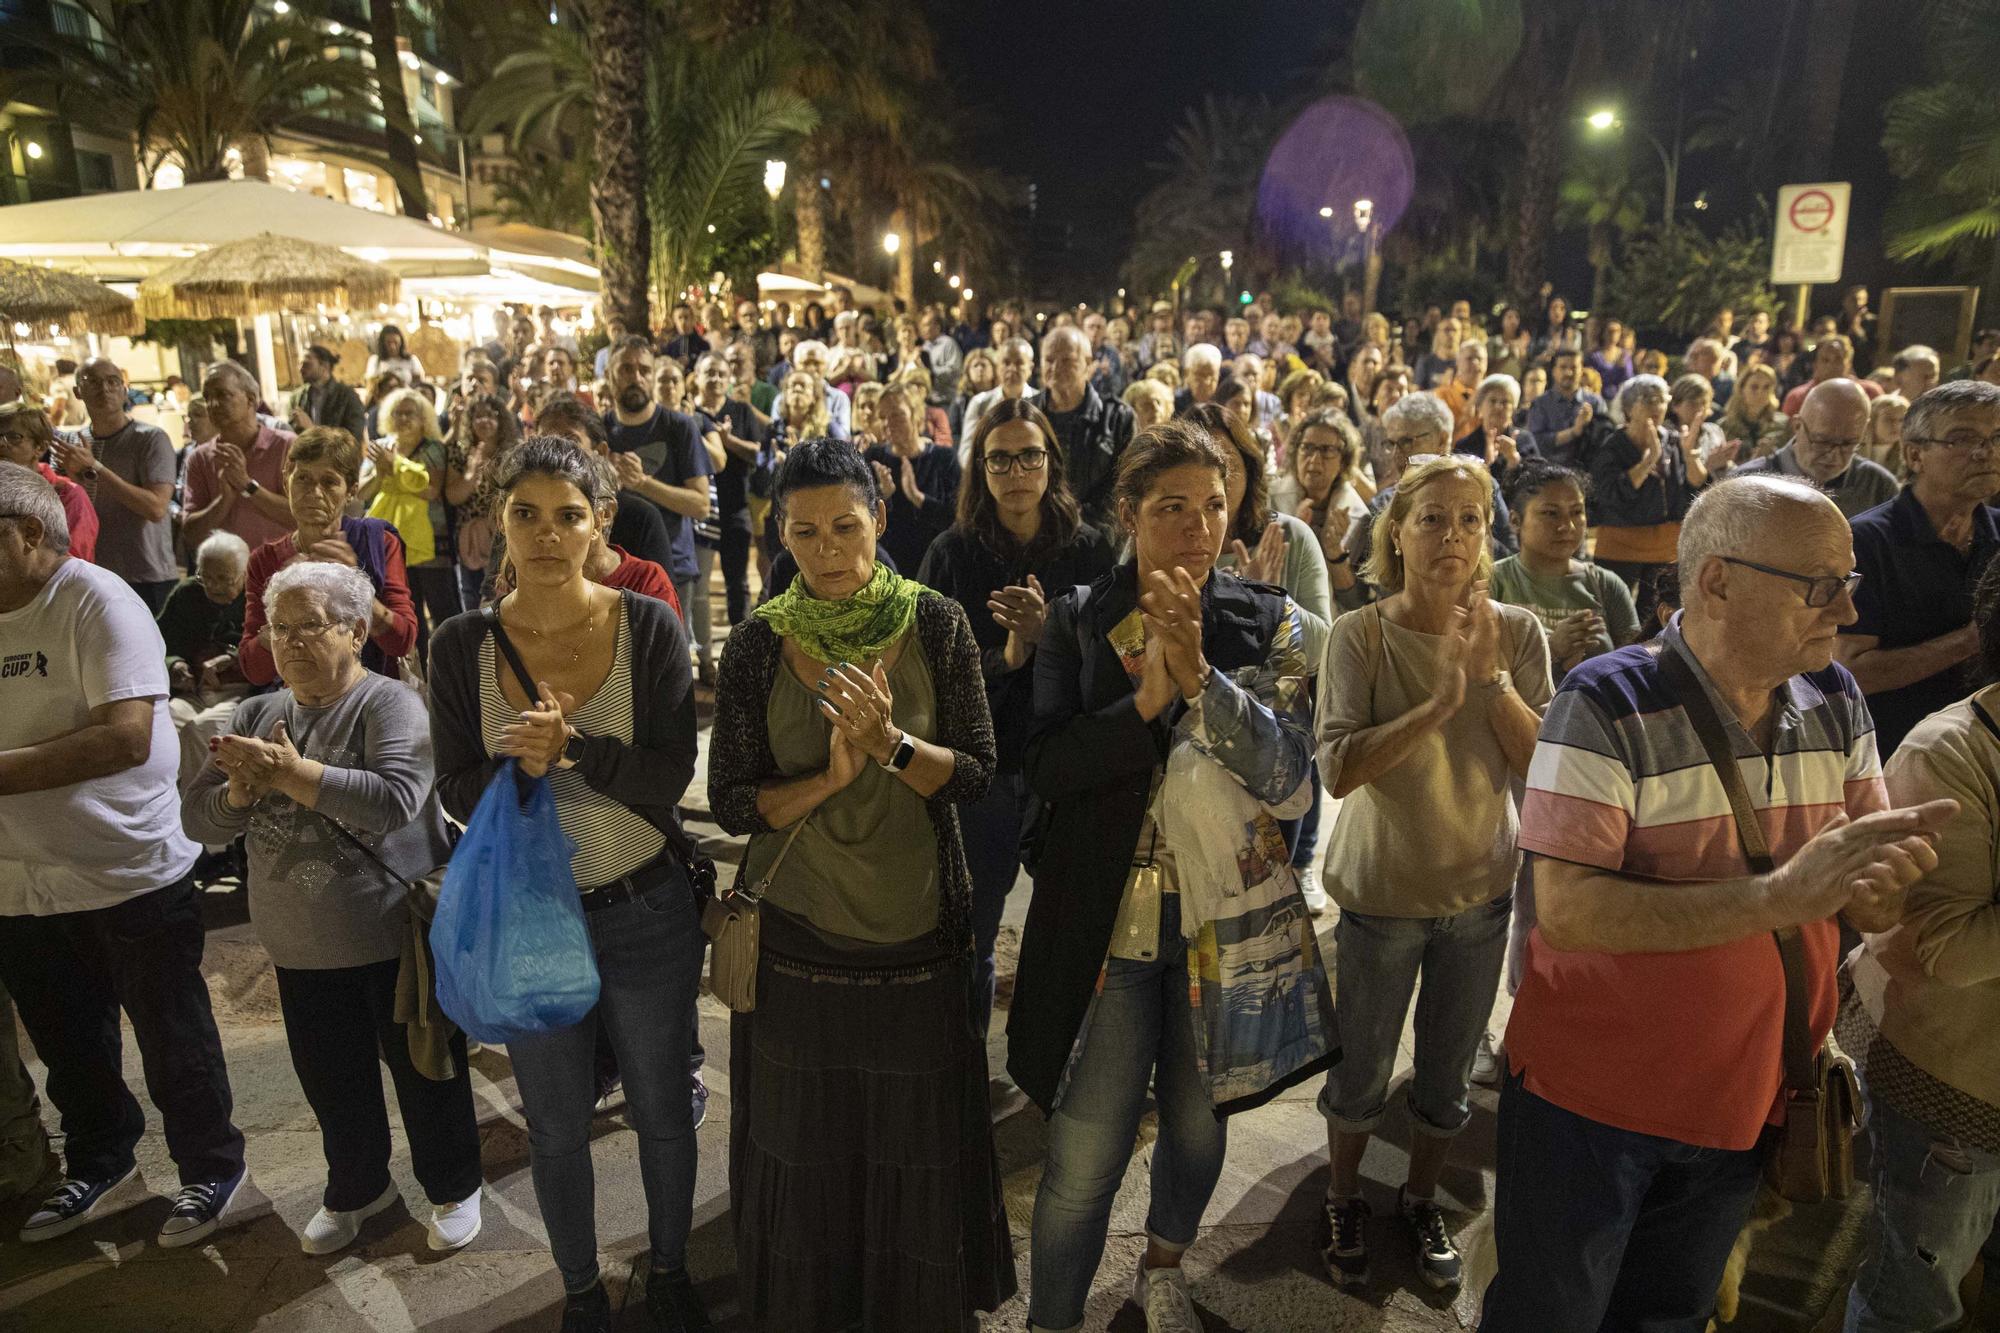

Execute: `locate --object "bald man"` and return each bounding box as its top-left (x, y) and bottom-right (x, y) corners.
top-left (1484, 474), bottom-right (1953, 1331)
top-left (1735, 377), bottom-right (1899, 517)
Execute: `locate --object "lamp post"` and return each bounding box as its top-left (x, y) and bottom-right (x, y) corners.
top-left (763, 159), bottom-right (786, 264)
top-left (1587, 107), bottom-right (1679, 227)
top-left (1219, 249), bottom-right (1233, 304)
top-left (1354, 197), bottom-right (1381, 315)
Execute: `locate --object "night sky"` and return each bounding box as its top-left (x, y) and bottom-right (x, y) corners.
top-left (923, 0), bottom-right (1922, 303)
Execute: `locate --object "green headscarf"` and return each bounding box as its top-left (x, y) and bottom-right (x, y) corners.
top-left (755, 560), bottom-right (923, 664)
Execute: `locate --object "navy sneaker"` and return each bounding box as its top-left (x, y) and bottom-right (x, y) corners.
top-left (19, 1165), bottom-right (142, 1242)
top-left (156, 1167), bottom-right (249, 1248)
top-left (1323, 1193), bottom-right (1371, 1288)
top-left (1399, 1186), bottom-right (1462, 1290)
top-left (691, 1071), bottom-right (709, 1131)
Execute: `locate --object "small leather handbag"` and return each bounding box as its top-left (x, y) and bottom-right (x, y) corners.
top-left (701, 816), bottom-right (808, 1014)
top-left (1658, 644), bottom-right (1861, 1203)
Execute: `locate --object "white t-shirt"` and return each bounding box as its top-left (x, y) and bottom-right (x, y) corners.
top-left (0, 558), bottom-right (198, 914)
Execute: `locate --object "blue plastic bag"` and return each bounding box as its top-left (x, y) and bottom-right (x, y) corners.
top-left (430, 760), bottom-right (600, 1043)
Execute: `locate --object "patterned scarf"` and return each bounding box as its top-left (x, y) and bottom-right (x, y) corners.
top-left (755, 560), bottom-right (923, 664)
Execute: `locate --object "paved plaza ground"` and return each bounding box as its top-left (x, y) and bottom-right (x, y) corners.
top-left (2, 702), bottom-right (1988, 1332)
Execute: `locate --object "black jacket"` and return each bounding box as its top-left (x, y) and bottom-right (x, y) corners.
top-left (915, 523), bottom-right (1118, 773)
top-left (1027, 386), bottom-right (1134, 529)
top-left (1006, 562), bottom-right (1289, 1112)
top-left (297, 378), bottom-right (367, 440)
top-left (428, 590), bottom-right (697, 861)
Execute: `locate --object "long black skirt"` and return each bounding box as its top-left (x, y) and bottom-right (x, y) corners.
top-left (728, 910), bottom-right (1017, 1331)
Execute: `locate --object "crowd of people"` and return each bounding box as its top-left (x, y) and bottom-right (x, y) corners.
top-left (1, 278), bottom-right (1999, 1333)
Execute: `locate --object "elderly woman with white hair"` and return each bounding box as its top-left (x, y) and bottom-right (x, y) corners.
top-left (183, 561), bottom-right (481, 1257)
top-left (1587, 373), bottom-right (1730, 602)
top-left (160, 531), bottom-right (254, 790)
top-left (1179, 341), bottom-right (1223, 411)
top-left (1454, 373), bottom-right (1541, 491)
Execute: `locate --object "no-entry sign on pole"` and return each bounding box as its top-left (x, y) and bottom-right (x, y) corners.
top-left (1772, 182), bottom-right (1851, 285)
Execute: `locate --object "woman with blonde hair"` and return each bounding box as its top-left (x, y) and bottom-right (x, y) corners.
top-left (1316, 454), bottom-right (1551, 1291)
top-left (1145, 360), bottom-right (1182, 391)
top-left (361, 386), bottom-right (455, 650)
top-left (1718, 360), bottom-right (1789, 459)
top-left (1123, 378), bottom-right (1174, 431)
top-left (1361, 310), bottom-right (1392, 351)
top-left (1861, 391), bottom-right (1909, 476)
top-left (950, 347), bottom-right (1000, 442)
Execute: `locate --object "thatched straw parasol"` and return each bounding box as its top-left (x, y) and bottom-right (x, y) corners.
top-left (138, 233), bottom-right (402, 320)
top-left (0, 258), bottom-right (140, 336)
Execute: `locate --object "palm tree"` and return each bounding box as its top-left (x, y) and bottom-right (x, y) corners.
top-left (491, 152), bottom-right (594, 235)
top-left (1881, 0), bottom-right (2000, 319)
top-left (1125, 95), bottom-right (1275, 296)
top-left (24, 0), bottom-right (397, 185)
top-left (584, 0), bottom-right (652, 329)
top-left (367, 0), bottom-right (430, 219)
top-left (644, 27), bottom-right (816, 305)
top-left (1557, 150), bottom-right (1651, 314)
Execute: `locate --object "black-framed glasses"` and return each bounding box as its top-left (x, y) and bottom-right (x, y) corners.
top-left (983, 448), bottom-right (1048, 475)
top-left (1720, 556), bottom-right (1862, 608)
top-left (1907, 431), bottom-right (2000, 456)
top-left (1797, 421), bottom-right (1862, 455)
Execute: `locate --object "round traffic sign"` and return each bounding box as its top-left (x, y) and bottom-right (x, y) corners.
top-left (1789, 189), bottom-right (1836, 234)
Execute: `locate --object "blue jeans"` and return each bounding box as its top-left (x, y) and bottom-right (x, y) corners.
top-left (1278, 762), bottom-right (1322, 869)
top-left (1846, 1097), bottom-right (2000, 1332)
top-left (1479, 1072), bottom-right (1763, 1332)
top-left (1028, 893), bottom-right (1226, 1330)
top-left (506, 870), bottom-right (705, 1293)
top-left (960, 770), bottom-right (1029, 1042)
top-left (1319, 896), bottom-right (1510, 1138)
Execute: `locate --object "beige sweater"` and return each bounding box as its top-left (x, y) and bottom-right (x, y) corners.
top-left (1850, 684), bottom-right (2000, 1109)
top-left (1316, 600), bottom-right (1552, 918)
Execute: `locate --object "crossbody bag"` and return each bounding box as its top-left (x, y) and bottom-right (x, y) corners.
top-left (1657, 644), bottom-right (1861, 1203)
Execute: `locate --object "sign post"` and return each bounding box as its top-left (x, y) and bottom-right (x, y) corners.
top-left (1772, 182), bottom-right (1851, 329)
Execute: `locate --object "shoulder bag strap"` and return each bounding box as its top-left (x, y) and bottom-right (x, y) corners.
top-left (482, 606), bottom-right (539, 701)
top-left (738, 815), bottom-right (809, 903)
top-left (1656, 644), bottom-right (1814, 1094)
top-left (1970, 695), bottom-right (2000, 747)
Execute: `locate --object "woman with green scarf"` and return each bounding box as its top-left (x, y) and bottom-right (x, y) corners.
top-left (707, 437), bottom-right (1016, 1329)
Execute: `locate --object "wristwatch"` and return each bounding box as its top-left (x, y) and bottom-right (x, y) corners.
top-left (1476, 669), bottom-right (1513, 693)
top-left (561, 729), bottom-right (587, 768)
top-left (79, 464), bottom-right (100, 483)
top-left (879, 729), bottom-right (916, 773)
top-left (241, 479), bottom-right (261, 497)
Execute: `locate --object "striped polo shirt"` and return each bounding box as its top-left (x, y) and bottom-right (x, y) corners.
top-left (1506, 616), bottom-right (1886, 1150)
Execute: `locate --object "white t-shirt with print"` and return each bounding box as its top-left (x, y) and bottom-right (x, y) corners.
top-left (0, 558), bottom-right (198, 914)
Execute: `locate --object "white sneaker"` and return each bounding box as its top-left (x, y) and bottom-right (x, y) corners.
top-left (1471, 1030), bottom-right (1504, 1088)
top-left (300, 1183), bottom-right (397, 1255)
top-left (1301, 880), bottom-right (1330, 916)
top-left (1132, 1263), bottom-right (1200, 1333)
top-left (426, 1189), bottom-right (482, 1252)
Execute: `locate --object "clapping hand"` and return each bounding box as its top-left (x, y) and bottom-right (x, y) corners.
top-left (612, 451), bottom-right (647, 489)
top-left (214, 442), bottom-right (250, 492)
top-left (1774, 799), bottom-right (1958, 932)
top-left (1548, 609), bottom-right (1603, 666)
top-left (989, 574), bottom-right (1048, 670)
top-left (1230, 519), bottom-right (1289, 585)
top-left (499, 681), bottom-right (573, 778)
top-left (52, 438), bottom-right (96, 479)
top-left (1574, 401), bottom-right (1595, 429)
top-left (898, 456), bottom-right (926, 507)
top-left (817, 659), bottom-right (900, 764)
top-left (1139, 566), bottom-right (1210, 699)
top-left (870, 460), bottom-right (896, 501)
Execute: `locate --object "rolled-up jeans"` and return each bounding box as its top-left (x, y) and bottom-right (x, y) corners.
top-left (1028, 892), bottom-right (1225, 1330)
top-left (507, 866), bottom-right (705, 1293)
top-left (1845, 1097), bottom-right (2000, 1332)
top-left (1319, 895), bottom-right (1510, 1138)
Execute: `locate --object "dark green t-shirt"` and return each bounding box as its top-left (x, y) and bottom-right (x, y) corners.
top-left (1489, 554), bottom-right (1641, 666)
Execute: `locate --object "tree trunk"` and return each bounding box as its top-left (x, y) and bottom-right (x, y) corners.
top-left (1589, 224), bottom-right (1612, 313)
top-left (892, 205), bottom-right (914, 310)
top-left (585, 0), bottom-right (652, 330)
top-left (1985, 231), bottom-right (2000, 327)
top-left (795, 145), bottom-right (825, 278)
top-left (236, 136), bottom-right (270, 182)
top-left (368, 0), bottom-right (431, 220)
top-left (1790, 0), bottom-right (1857, 183)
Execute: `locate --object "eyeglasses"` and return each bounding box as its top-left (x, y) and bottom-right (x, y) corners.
top-left (265, 619), bottom-right (342, 643)
top-left (1386, 429), bottom-right (1444, 450)
top-left (1720, 557), bottom-right (1862, 608)
top-left (1297, 443), bottom-right (1344, 460)
top-left (1907, 431), bottom-right (2000, 456)
top-left (983, 448), bottom-right (1048, 475)
top-left (1797, 422), bottom-right (1862, 454)
top-left (0, 429), bottom-right (34, 448)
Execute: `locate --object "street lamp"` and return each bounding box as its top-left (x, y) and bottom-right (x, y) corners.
top-left (1219, 249), bottom-right (1233, 273)
top-left (1354, 198), bottom-right (1381, 315)
top-left (1587, 106), bottom-right (1678, 227)
top-left (948, 273), bottom-right (961, 289)
top-left (1353, 198), bottom-right (1373, 230)
top-left (762, 159), bottom-right (786, 200)
top-left (932, 259), bottom-right (943, 274)
top-left (961, 287), bottom-right (974, 301)
top-left (1318, 205), bottom-right (1333, 219)
top-left (882, 231), bottom-right (901, 255)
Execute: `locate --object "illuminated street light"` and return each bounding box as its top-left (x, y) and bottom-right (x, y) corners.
top-left (1318, 206), bottom-right (1333, 219)
top-left (1219, 249), bottom-right (1234, 272)
top-left (763, 159), bottom-right (785, 200)
top-left (1353, 198), bottom-right (1373, 230)
top-left (706, 223), bottom-right (716, 233)
top-left (1586, 106), bottom-right (1677, 225)
top-left (932, 259), bottom-right (943, 274)
top-left (961, 288), bottom-right (974, 300)
top-left (23, 142), bottom-right (43, 161)
top-left (948, 274), bottom-right (961, 288)
top-left (882, 231), bottom-right (901, 255)
top-left (1117, 287), bottom-right (1126, 298)
top-left (1586, 108), bottom-right (1618, 131)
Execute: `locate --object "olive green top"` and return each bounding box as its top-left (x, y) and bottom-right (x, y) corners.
top-left (743, 640), bottom-right (940, 944)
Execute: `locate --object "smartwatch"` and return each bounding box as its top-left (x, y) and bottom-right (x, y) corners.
top-left (241, 479), bottom-right (261, 497)
top-left (79, 465), bottom-right (100, 483)
top-left (880, 729), bottom-right (916, 773)
top-left (562, 730), bottom-right (587, 767)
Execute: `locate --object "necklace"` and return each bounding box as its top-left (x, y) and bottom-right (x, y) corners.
top-left (506, 596), bottom-right (604, 667)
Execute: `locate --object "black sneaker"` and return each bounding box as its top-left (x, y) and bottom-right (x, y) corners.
top-left (560, 1283), bottom-right (611, 1333)
top-left (19, 1164), bottom-right (142, 1242)
top-left (690, 1071), bottom-right (708, 1131)
top-left (157, 1168), bottom-right (249, 1248)
top-left (1398, 1186), bottom-right (1462, 1290)
top-left (646, 1267), bottom-right (713, 1332)
top-left (1323, 1193), bottom-right (1371, 1287)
